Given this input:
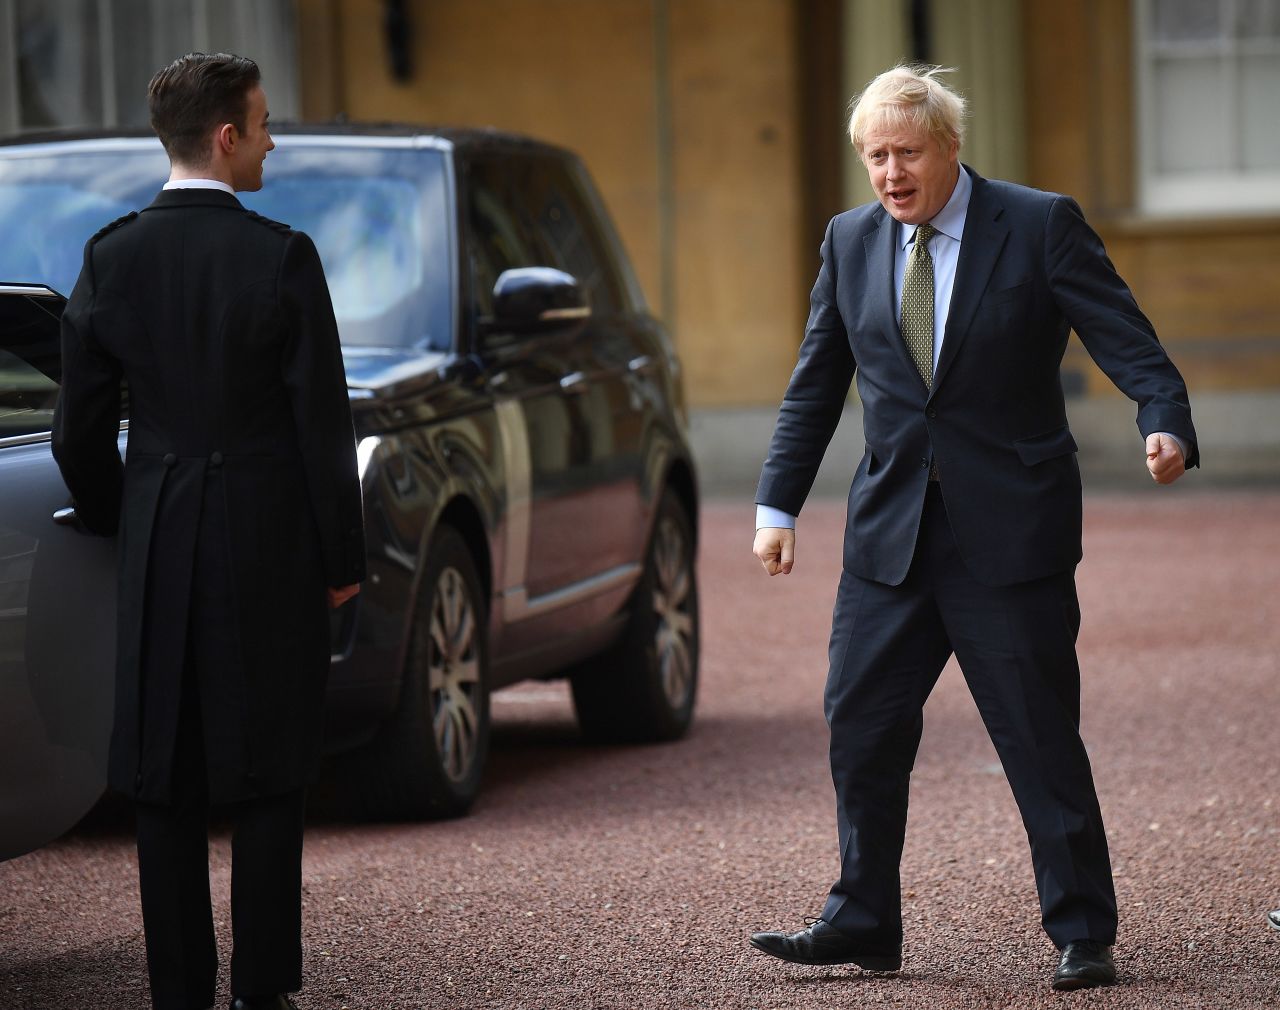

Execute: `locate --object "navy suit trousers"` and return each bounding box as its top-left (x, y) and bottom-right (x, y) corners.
top-left (820, 483), bottom-right (1117, 951)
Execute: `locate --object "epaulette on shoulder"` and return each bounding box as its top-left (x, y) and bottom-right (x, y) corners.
top-left (244, 210), bottom-right (292, 236)
top-left (88, 211), bottom-right (138, 245)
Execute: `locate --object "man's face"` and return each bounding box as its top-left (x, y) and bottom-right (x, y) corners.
top-left (229, 85), bottom-right (274, 192)
top-left (860, 124), bottom-right (959, 225)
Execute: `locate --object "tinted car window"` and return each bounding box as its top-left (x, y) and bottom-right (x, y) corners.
top-left (517, 158), bottom-right (622, 315)
top-left (0, 141), bottom-right (454, 351)
top-left (467, 155), bottom-right (624, 319)
top-left (0, 349), bottom-right (58, 438)
top-left (465, 162), bottom-right (544, 320)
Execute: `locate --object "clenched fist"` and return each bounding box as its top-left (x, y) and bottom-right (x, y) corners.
top-left (1145, 432), bottom-right (1185, 485)
top-left (753, 527), bottom-right (795, 576)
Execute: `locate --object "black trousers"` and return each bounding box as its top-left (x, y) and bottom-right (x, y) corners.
top-left (820, 483), bottom-right (1117, 953)
top-left (135, 678), bottom-right (305, 1010)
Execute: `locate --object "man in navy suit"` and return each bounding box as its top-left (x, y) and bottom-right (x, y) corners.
top-left (747, 65), bottom-right (1197, 990)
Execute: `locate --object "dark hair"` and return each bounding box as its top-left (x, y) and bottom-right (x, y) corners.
top-left (147, 52), bottom-right (261, 166)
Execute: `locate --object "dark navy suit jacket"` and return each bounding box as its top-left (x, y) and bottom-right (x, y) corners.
top-left (756, 167), bottom-right (1198, 588)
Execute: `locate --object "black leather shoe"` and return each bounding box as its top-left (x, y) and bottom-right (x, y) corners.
top-left (749, 918), bottom-right (901, 970)
top-left (229, 997), bottom-right (298, 1010)
top-left (1268, 908), bottom-right (1280, 932)
top-left (1052, 939), bottom-right (1116, 991)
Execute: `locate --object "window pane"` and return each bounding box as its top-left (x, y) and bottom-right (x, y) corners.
top-left (1237, 0), bottom-right (1280, 38)
top-left (0, 350), bottom-right (58, 439)
top-left (1151, 0), bottom-right (1224, 42)
top-left (519, 159), bottom-right (622, 315)
top-left (466, 163), bottom-right (544, 319)
top-left (1241, 54), bottom-right (1280, 169)
top-left (16, 0), bottom-right (103, 129)
top-left (1154, 56), bottom-right (1229, 171)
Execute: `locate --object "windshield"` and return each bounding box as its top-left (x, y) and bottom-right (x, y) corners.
top-left (0, 139), bottom-right (454, 351)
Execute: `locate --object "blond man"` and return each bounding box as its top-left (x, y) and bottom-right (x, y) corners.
top-left (749, 65), bottom-right (1196, 990)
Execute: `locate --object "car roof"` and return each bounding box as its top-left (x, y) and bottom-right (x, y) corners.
top-left (0, 123), bottom-right (577, 160)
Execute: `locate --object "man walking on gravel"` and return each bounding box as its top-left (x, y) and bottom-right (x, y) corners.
top-left (53, 53), bottom-right (364, 1010)
top-left (748, 65), bottom-right (1196, 991)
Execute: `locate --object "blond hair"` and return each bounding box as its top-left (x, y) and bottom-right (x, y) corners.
top-left (848, 64), bottom-right (966, 154)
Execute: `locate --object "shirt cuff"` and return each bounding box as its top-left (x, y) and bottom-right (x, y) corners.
top-left (756, 504), bottom-right (796, 531)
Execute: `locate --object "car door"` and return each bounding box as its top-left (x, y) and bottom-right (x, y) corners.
top-left (0, 285), bottom-right (117, 861)
top-left (513, 156), bottom-right (653, 579)
top-left (463, 156), bottom-right (595, 633)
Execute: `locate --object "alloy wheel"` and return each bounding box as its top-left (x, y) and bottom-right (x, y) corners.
top-left (427, 566), bottom-right (481, 782)
top-left (651, 515), bottom-right (695, 709)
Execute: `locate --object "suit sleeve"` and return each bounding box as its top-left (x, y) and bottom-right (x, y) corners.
top-left (51, 244), bottom-right (125, 535)
top-left (754, 216), bottom-right (856, 514)
top-left (278, 231), bottom-right (367, 587)
top-left (1045, 196), bottom-right (1199, 468)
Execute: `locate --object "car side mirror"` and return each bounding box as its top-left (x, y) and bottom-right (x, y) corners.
top-left (483, 267), bottom-right (590, 339)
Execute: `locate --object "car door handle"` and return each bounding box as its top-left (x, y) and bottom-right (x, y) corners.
top-left (52, 506), bottom-right (79, 526)
top-left (559, 371), bottom-right (588, 395)
top-left (628, 354), bottom-right (655, 374)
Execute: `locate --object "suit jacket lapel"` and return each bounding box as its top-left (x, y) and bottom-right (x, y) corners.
top-left (931, 170), bottom-right (1009, 395)
top-left (863, 207), bottom-right (922, 385)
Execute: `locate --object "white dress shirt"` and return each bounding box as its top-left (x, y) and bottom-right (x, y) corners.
top-left (162, 178), bottom-right (236, 195)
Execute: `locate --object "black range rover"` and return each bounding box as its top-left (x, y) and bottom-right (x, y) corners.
top-left (0, 126), bottom-right (699, 858)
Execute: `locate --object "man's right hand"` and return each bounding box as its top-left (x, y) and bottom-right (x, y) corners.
top-left (753, 527), bottom-right (795, 576)
top-left (328, 583), bottom-right (361, 609)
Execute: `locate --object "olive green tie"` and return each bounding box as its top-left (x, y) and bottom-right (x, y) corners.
top-left (900, 222), bottom-right (936, 387)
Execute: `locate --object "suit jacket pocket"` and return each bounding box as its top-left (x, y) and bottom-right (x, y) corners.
top-left (979, 278), bottom-right (1031, 309)
top-left (1013, 424), bottom-right (1078, 466)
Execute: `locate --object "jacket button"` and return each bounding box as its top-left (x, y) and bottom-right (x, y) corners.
top-left (162, 453), bottom-right (177, 467)
top-left (920, 457), bottom-right (929, 469)
top-left (209, 451), bottom-right (223, 467)
top-left (927, 408), bottom-right (937, 419)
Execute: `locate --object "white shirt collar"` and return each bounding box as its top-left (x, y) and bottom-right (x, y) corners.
top-left (163, 178), bottom-right (236, 196)
top-left (900, 165), bottom-right (972, 248)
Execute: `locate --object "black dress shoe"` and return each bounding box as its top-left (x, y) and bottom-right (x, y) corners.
top-left (749, 918), bottom-right (901, 970)
top-left (1052, 939), bottom-right (1116, 991)
top-left (229, 997), bottom-right (298, 1010)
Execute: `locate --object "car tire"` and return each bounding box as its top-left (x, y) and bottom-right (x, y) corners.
top-left (357, 525), bottom-right (490, 820)
top-left (570, 488), bottom-right (699, 743)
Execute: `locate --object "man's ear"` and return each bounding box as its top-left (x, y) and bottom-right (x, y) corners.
top-left (214, 122), bottom-right (237, 156)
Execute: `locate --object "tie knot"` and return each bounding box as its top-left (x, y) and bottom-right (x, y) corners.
top-left (914, 223), bottom-right (937, 248)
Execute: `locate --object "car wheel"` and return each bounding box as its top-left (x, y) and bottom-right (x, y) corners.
top-left (570, 488), bottom-right (699, 743)
top-left (359, 525), bottom-right (490, 820)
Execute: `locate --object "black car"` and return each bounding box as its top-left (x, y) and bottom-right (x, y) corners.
top-left (0, 126), bottom-right (699, 859)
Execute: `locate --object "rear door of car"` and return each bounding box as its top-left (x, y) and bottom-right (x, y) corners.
top-left (510, 155), bottom-right (653, 585)
top-left (0, 285), bottom-right (117, 861)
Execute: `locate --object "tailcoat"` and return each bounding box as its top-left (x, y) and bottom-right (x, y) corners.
top-left (53, 188), bottom-right (366, 804)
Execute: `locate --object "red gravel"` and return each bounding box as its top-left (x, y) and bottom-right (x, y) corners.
top-left (2, 492), bottom-right (1278, 1009)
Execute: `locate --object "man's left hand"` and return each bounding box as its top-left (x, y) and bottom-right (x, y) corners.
top-left (1146, 433), bottom-right (1185, 485)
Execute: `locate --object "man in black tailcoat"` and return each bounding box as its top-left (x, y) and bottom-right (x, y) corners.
top-left (747, 65), bottom-right (1197, 990)
top-left (52, 52), bottom-right (365, 1010)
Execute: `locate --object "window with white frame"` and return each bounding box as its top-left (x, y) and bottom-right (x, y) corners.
top-left (0, 0), bottom-right (300, 137)
top-left (1136, 0), bottom-right (1280, 214)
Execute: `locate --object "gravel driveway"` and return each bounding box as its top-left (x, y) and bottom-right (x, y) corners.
top-left (2, 493), bottom-right (1277, 1009)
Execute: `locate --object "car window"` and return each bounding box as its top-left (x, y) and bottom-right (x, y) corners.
top-left (517, 158), bottom-right (622, 316)
top-left (0, 142), bottom-right (454, 351)
top-left (0, 183), bottom-right (136, 298)
top-left (465, 162), bottom-right (544, 320)
top-left (0, 349), bottom-right (58, 439)
top-left (467, 155), bottom-right (627, 320)
top-left (242, 151), bottom-right (452, 349)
